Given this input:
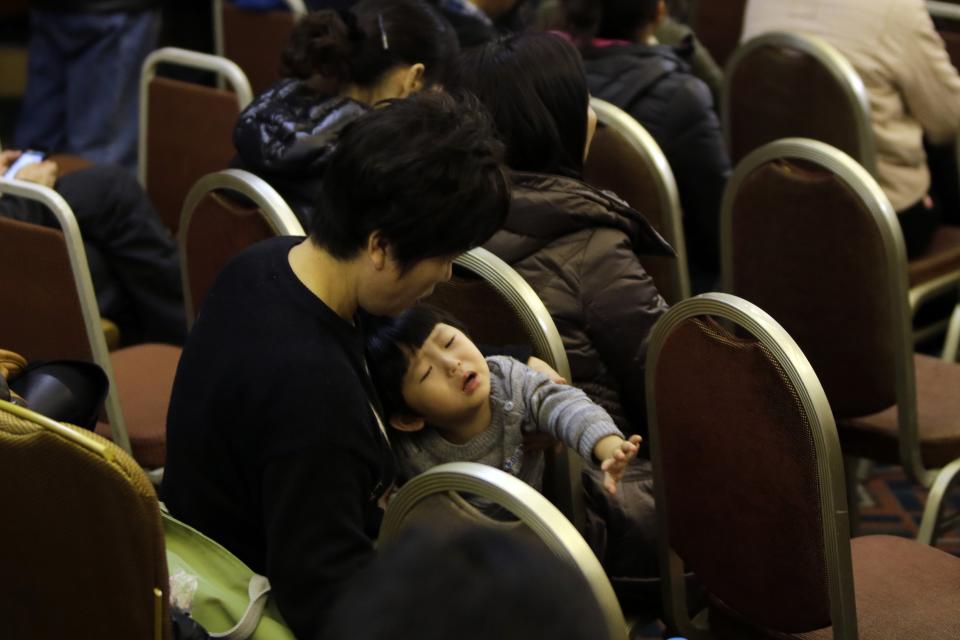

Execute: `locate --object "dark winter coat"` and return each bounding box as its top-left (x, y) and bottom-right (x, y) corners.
top-left (231, 78), bottom-right (368, 229)
top-left (582, 42), bottom-right (730, 288)
top-left (484, 172), bottom-right (673, 437)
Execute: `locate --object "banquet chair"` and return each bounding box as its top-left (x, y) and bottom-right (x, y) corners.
top-left (646, 292), bottom-right (960, 639)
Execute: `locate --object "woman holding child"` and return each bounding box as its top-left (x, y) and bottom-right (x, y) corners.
top-left (164, 86), bottom-right (504, 640)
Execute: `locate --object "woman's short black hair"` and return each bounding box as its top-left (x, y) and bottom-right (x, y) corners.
top-left (458, 32), bottom-right (589, 178)
top-left (281, 0), bottom-right (460, 93)
top-left (311, 90), bottom-right (510, 269)
top-left (365, 305), bottom-right (467, 419)
top-left (562, 0), bottom-right (660, 42)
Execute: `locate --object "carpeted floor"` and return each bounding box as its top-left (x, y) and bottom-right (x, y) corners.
top-left (858, 465), bottom-right (960, 556)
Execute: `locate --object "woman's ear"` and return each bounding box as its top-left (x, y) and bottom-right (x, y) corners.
top-left (389, 413), bottom-right (426, 432)
top-left (400, 63), bottom-right (426, 97)
top-left (367, 230), bottom-right (390, 270)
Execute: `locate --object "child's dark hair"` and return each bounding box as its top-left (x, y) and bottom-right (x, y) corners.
top-left (281, 0), bottom-right (460, 93)
top-left (458, 32), bottom-right (589, 178)
top-left (311, 90), bottom-right (510, 269)
top-left (366, 305), bottom-right (468, 419)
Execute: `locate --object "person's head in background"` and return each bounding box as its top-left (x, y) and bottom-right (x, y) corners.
top-left (459, 32), bottom-right (597, 178)
top-left (562, 0), bottom-right (664, 44)
top-left (323, 527), bottom-right (609, 640)
top-left (308, 90), bottom-right (510, 317)
top-left (281, 0), bottom-right (460, 104)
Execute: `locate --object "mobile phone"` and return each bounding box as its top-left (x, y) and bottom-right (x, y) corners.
top-left (4, 150), bottom-right (46, 179)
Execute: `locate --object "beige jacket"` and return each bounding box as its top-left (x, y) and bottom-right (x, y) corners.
top-left (742, 0), bottom-right (960, 211)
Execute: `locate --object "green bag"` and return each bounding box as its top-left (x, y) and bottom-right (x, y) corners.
top-left (161, 506), bottom-right (295, 640)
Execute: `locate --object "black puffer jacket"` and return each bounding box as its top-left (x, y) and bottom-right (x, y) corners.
top-left (232, 79), bottom-right (368, 229)
top-left (583, 42), bottom-right (730, 289)
top-left (484, 172), bottom-right (673, 437)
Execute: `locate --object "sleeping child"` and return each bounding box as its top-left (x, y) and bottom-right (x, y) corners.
top-left (364, 304), bottom-right (642, 497)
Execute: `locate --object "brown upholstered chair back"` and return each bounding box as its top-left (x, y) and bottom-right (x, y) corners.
top-left (184, 192), bottom-right (274, 317)
top-left (178, 169), bottom-right (305, 324)
top-left (0, 400), bottom-right (170, 639)
top-left (426, 270), bottom-right (530, 349)
top-left (221, 2), bottom-right (296, 95)
top-left (0, 216), bottom-right (93, 363)
top-left (140, 48), bottom-right (253, 236)
top-left (584, 99), bottom-right (690, 303)
top-left (722, 140), bottom-right (908, 418)
top-left (646, 293), bottom-right (856, 636)
top-left (145, 78), bottom-right (242, 234)
top-left (724, 33), bottom-right (874, 172)
top-left (691, 0), bottom-right (747, 67)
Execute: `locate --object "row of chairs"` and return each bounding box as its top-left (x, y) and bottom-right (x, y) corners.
top-left (0, 397), bottom-right (628, 639)
top-left (725, 30), bottom-right (960, 346)
top-left (6, 283), bottom-right (959, 639)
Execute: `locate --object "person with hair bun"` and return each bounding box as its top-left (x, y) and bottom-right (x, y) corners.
top-left (231, 0), bottom-right (459, 228)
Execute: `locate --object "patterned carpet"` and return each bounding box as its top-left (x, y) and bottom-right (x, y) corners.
top-left (858, 465), bottom-right (960, 557)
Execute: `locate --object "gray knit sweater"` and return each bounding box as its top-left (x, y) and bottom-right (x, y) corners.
top-left (394, 356), bottom-right (623, 490)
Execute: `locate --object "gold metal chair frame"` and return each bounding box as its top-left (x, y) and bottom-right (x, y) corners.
top-left (721, 138), bottom-right (960, 545)
top-left (645, 292), bottom-right (858, 640)
top-left (138, 47), bottom-right (254, 189)
top-left (0, 177), bottom-right (132, 454)
top-left (589, 97), bottom-right (691, 302)
top-left (943, 303), bottom-right (960, 361)
top-left (380, 461), bottom-right (628, 640)
top-left (178, 168), bottom-right (306, 325)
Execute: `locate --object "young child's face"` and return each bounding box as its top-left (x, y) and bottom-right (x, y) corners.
top-left (400, 322), bottom-right (491, 431)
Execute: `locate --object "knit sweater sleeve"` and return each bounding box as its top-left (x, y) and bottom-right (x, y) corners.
top-left (491, 356), bottom-right (623, 464)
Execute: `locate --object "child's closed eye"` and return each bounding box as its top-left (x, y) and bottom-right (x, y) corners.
top-left (419, 366), bottom-right (433, 383)
top-left (444, 335), bottom-right (455, 348)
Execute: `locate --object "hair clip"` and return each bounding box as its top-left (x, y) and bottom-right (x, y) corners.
top-left (378, 13), bottom-right (390, 51)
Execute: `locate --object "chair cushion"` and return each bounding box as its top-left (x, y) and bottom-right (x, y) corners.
top-left (907, 225), bottom-right (960, 288)
top-left (797, 535), bottom-right (960, 639)
top-left (96, 343), bottom-right (181, 468)
top-left (710, 535), bottom-right (960, 640)
top-left (838, 354), bottom-right (960, 468)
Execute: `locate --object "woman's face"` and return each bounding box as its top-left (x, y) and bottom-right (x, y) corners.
top-left (584, 103), bottom-right (597, 162)
top-left (363, 252), bottom-right (455, 317)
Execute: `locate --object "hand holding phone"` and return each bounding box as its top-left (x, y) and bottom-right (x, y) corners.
top-left (3, 150), bottom-right (45, 179)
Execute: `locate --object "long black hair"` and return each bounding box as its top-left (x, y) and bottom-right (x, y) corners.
top-left (459, 32), bottom-right (590, 178)
top-left (281, 0), bottom-right (459, 93)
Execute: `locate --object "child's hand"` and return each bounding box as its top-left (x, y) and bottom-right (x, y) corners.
top-left (595, 434), bottom-right (642, 495)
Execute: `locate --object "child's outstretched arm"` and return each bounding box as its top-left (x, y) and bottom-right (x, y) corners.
top-left (593, 434), bottom-right (643, 495)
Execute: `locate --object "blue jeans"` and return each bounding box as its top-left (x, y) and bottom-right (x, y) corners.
top-left (14, 9), bottom-right (160, 173)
